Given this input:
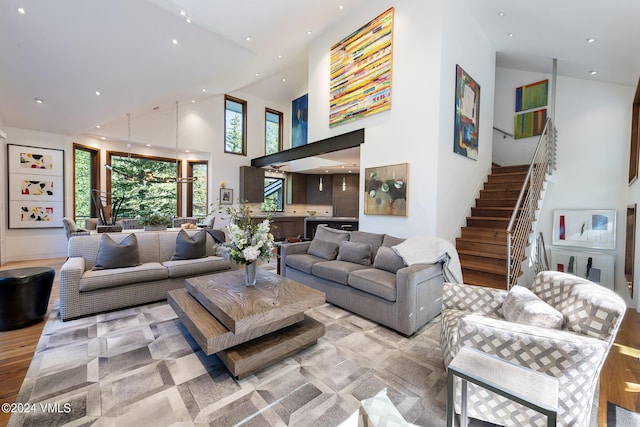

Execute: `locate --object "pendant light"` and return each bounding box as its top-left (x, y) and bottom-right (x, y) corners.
top-left (342, 175), bottom-right (346, 191)
top-left (319, 175), bottom-right (323, 191)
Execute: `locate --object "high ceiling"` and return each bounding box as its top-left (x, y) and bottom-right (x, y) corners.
top-left (1, 0), bottom-right (639, 139)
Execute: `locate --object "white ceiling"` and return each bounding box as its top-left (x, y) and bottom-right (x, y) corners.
top-left (1, 0), bottom-right (639, 141)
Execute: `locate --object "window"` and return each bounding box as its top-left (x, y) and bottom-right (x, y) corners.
top-left (187, 161), bottom-right (208, 217)
top-left (225, 95), bottom-right (247, 155)
top-left (263, 177), bottom-right (284, 212)
top-left (73, 144), bottom-right (99, 222)
top-left (265, 108), bottom-right (283, 155)
top-left (107, 152), bottom-right (182, 219)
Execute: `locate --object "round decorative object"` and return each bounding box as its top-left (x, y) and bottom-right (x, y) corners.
top-left (244, 262), bottom-right (257, 287)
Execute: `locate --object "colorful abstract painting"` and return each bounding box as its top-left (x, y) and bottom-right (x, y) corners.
top-left (329, 8), bottom-right (394, 127)
top-left (364, 163), bottom-right (407, 216)
top-left (514, 108), bottom-right (547, 139)
top-left (454, 65), bottom-right (480, 160)
top-left (291, 94), bottom-right (308, 147)
top-left (515, 79), bottom-right (548, 112)
top-left (8, 144), bottom-right (64, 228)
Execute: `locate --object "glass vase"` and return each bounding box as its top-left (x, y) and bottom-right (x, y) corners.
top-left (244, 262), bottom-right (257, 287)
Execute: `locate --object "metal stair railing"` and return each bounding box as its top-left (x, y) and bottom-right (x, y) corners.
top-left (506, 118), bottom-right (556, 289)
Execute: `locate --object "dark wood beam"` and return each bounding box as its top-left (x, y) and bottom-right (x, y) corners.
top-left (251, 128), bottom-right (364, 168)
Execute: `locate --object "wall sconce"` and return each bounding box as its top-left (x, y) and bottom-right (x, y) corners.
top-left (319, 175), bottom-right (323, 192)
top-left (342, 175), bottom-right (346, 191)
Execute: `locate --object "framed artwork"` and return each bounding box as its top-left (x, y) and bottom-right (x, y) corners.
top-left (454, 65), bottom-right (480, 160)
top-left (291, 94), bottom-right (308, 147)
top-left (7, 144), bottom-right (64, 229)
top-left (220, 188), bottom-right (233, 205)
top-left (515, 79), bottom-right (548, 112)
top-left (552, 209), bottom-right (616, 250)
top-left (364, 163), bottom-right (407, 216)
top-left (514, 108), bottom-right (547, 139)
top-left (329, 7), bottom-right (394, 127)
top-left (550, 248), bottom-right (615, 289)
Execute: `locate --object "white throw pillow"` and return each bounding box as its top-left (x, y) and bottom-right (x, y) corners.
top-left (502, 285), bottom-right (564, 329)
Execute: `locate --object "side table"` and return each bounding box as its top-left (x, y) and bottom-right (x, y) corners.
top-left (0, 267), bottom-right (55, 331)
top-left (446, 346), bottom-right (558, 427)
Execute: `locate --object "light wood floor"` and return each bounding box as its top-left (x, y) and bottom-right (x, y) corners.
top-left (0, 258), bottom-right (637, 426)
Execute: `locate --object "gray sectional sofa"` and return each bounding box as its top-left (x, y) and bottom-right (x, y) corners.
top-left (60, 229), bottom-right (232, 320)
top-left (280, 226), bottom-right (446, 336)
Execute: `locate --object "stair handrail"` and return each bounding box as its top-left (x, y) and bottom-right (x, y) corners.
top-left (506, 118), bottom-right (556, 288)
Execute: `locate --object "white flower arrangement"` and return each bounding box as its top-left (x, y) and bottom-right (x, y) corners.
top-left (220, 203), bottom-right (274, 265)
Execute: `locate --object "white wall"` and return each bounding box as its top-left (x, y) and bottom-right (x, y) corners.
top-left (3, 128), bottom-right (72, 261)
top-left (499, 72), bottom-right (636, 306)
top-left (435, 0), bottom-right (495, 240)
top-left (0, 116), bottom-right (6, 265)
top-left (307, 0), bottom-right (494, 239)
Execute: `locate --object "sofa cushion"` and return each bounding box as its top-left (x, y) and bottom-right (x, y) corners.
top-left (314, 225), bottom-right (350, 244)
top-left (308, 239), bottom-right (339, 260)
top-left (337, 241), bottom-right (372, 266)
top-left (350, 231), bottom-right (385, 259)
top-left (93, 233), bottom-right (140, 270)
top-left (502, 285), bottom-right (564, 329)
top-left (163, 256), bottom-right (229, 278)
top-left (312, 260), bottom-right (370, 285)
top-left (373, 246), bottom-right (406, 273)
top-left (382, 234), bottom-right (405, 247)
top-left (80, 262), bottom-right (168, 291)
top-left (348, 268), bottom-right (398, 302)
top-left (285, 254), bottom-right (325, 274)
top-left (172, 229), bottom-right (207, 260)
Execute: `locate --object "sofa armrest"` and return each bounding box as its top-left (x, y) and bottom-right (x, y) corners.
top-left (59, 257), bottom-right (86, 320)
top-left (396, 263), bottom-right (444, 305)
top-left (443, 282), bottom-right (507, 316)
top-left (279, 241), bottom-right (311, 276)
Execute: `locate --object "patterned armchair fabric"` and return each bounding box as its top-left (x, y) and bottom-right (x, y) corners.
top-left (440, 271), bottom-right (626, 427)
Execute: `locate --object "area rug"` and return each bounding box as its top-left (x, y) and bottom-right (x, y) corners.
top-left (9, 301), bottom-right (449, 426)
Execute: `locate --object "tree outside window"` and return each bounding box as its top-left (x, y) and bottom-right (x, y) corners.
top-left (265, 108), bottom-right (283, 155)
top-left (225, 95), bottom-right (247, 155)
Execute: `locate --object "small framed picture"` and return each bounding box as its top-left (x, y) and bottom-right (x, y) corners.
top-left (220, 188), bottom-right (233, 205)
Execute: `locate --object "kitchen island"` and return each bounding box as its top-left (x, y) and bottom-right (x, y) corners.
top-left (304, 216), bottom-right (359, 239)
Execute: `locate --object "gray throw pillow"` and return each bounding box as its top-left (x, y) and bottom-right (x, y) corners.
top-left (308, 239), bottom-right (339, 260)
top-left (337, 241), bottom-right (372, 266)
top-left (374, 246), bottom-right (406, 273)
top-left (93, 233), bottom-right (140, 270)
top-left (172, 229), bottom-right (207, 260)
top-left (314, 225), bottom-right (350, 244)
top-left (382, 234), bottom-right (405, 247)
top-left (502, 285), bottom-right (564, 329)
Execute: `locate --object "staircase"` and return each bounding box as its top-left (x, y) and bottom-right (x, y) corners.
top-left (456, 164), bottom-right (530, 289)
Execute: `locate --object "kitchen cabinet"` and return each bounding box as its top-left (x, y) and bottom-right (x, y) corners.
top-left (239, 166), bottom-right (264, 203)
top-left (307, 174), bottom-right (333, 205)
top-left (332, 174), bottom-right (359, 217)
top-left (254, 216), bottom-right (304, 241)
top-left (286, 173), bottom-right (307, 204)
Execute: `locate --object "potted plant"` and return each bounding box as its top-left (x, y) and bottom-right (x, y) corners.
top-left (139, 211), bottom-right (171, 231)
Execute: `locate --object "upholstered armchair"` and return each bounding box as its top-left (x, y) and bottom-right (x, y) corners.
top-left (62, 217), bottom-right (91, 239)
top-left (440, 271), bottom-right (626, 427)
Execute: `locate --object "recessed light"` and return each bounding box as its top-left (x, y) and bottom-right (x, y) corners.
top-left (589, 70), bottom-right (598, 75)
top-left (172, 38), bottom-right (179, 45)
top-left (508, 33), bottom-right (515, 38)
top-left (245, 36), bottom-right (252, 41)
top-left (307, 30), bottom-right (312, 35)
top-left (100, 137), bottom-right (106, 140)
top-left (278, 54), bottom-right (283, 59)
top-left (185, 17), bottom-right (191, 24)
top-left (201, 88), bottom-right (206, 93)
top-left (498, 12), bottom-right (505, 17)
top-left (587, 38), bottom-right (597, 43)
top-left (191, 99), bottom-right (196, 103)
top-left (146, 144), bottom-right (151, 147)
top-left (95, 90), bottom-right (101, 96)
top-left (17, 7), bottom-right (26, 14)
top-left (180, 10), bottom-right (187, 17)
top-left (34, 97), bottom-right (43, 104)
top-left (339, 5), bottom-right (344, 10)
top-left (282, 78), bottom-right (286, 83)
top-left (96, 125), bottom-right (101, 129)
top-left (255, 72), bottom-right (260, 77)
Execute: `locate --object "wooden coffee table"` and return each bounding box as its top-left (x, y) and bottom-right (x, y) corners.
top-left (167, 268), bottom-right (325, 378)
